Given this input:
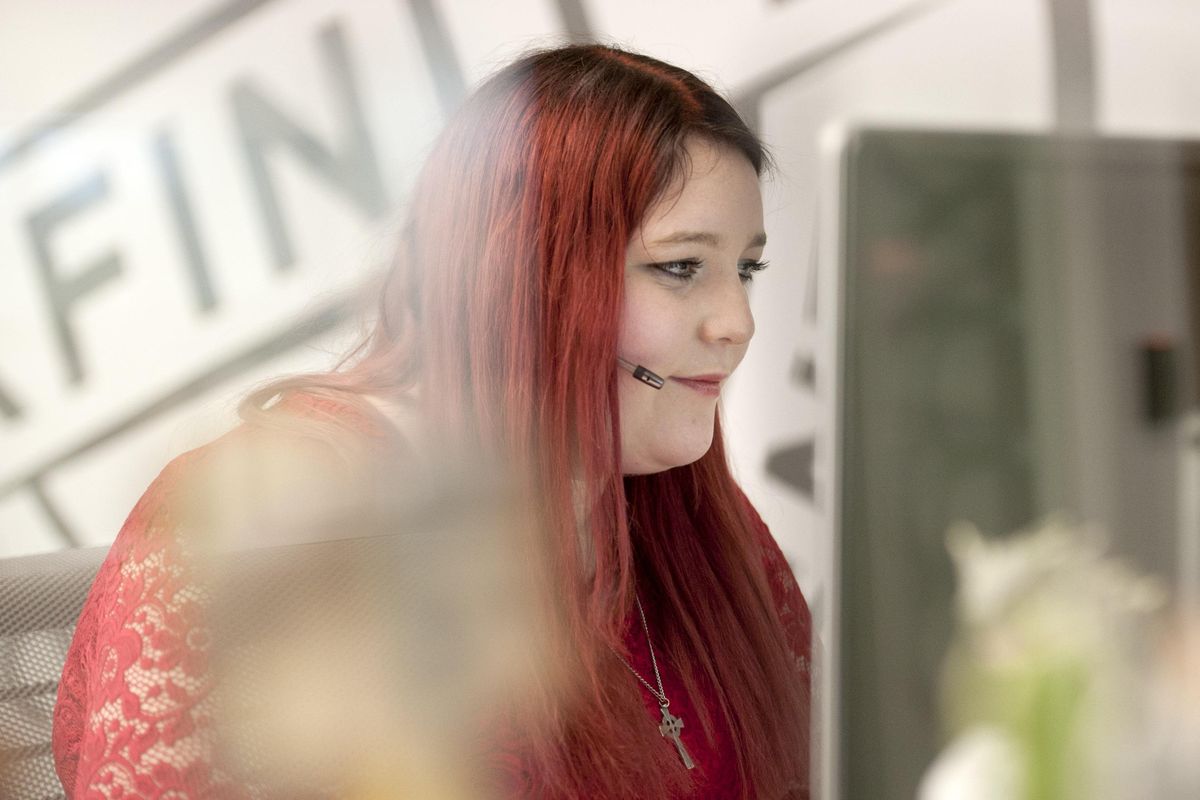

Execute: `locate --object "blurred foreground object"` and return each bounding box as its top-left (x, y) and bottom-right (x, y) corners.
top-left (174, 425), bottom-right (561, 799)
top-left (918, 517), bottom-right (1200, 800)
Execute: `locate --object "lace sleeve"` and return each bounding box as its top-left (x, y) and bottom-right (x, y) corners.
top-left (53, 451), bottom-right (243, 799)
top-left (54, 393), bottom-right (387, 799)
top-left (742, 493), bottom-right (814, 800)
top-left (739, 492), bottom-right (813, 682)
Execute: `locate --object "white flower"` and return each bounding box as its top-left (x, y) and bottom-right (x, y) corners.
top-left (917, 726), bottom-right (1024, 800)
top-left (929, 517), bottom-right (1169, 800)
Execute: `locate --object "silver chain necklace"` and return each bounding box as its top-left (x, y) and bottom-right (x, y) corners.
top-left (609, 593), bottom-right (696, 770)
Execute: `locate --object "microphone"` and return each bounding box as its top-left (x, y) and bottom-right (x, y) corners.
top-left (616, 356), bottom-right (664, 390)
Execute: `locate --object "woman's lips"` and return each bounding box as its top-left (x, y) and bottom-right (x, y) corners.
top-left (669, 376), bottom-right (723, 396)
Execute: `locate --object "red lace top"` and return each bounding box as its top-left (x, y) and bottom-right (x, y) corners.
top-left (52, 398), bottom-right (812, 799)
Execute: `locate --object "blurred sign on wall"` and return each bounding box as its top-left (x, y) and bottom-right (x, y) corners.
top-left (0, 0), bottom-right (456, 493)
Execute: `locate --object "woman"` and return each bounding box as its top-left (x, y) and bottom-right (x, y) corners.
top-left (52, 43), bottom-right (812, 799)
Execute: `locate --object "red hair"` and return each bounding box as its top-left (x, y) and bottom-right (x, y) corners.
top-left (243, 44), bottom-right (807, 798)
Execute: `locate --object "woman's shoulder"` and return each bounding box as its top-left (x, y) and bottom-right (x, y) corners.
top-left (66, 387), bottom-right (422, 637)
top-left (95, 389), bottom-right (413, 561)
top-left (181, 390), bottom-right (426, 546)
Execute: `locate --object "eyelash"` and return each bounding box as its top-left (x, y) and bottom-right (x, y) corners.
top-left (652, 258), bottom-right (771, 283)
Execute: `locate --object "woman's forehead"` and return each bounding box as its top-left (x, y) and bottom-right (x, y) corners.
top-left (635, 141), bottom-right (763, 244)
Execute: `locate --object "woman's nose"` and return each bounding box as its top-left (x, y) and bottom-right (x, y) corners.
top-left (698, 271), bottom-right (755, 346)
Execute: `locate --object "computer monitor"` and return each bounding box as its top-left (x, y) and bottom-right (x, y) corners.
top-left (836, 128), bottom-right (1200, 799)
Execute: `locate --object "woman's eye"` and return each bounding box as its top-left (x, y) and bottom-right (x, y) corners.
top-left (652, 259), bottom-right (702, 281)
top-left (738, 259), bottom-right (769, 283)
top-left (649, 258), bottom-right (769, 283)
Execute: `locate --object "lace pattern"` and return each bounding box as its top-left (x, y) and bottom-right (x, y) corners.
top-left (53, 450), bottom-right (249, 799)
top-left (746, 498), bottom-right (814, 681)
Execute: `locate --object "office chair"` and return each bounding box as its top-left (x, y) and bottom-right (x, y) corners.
top-left (0, 546), bottom-right (107, 800)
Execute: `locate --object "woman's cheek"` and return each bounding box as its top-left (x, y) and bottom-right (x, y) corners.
top-left (618, 282), bottom-right (680, 369)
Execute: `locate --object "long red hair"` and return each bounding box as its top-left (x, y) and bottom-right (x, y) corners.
top-left (243, 44), bottom-right (808, 798)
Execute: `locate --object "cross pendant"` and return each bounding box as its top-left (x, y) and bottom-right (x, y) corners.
top-left (659, 706), bottom-right (695, 770)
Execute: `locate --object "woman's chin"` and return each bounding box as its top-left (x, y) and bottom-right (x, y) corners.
top-left (621, 436), bottom-right (715, 475)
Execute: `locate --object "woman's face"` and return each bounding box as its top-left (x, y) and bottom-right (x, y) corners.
top-left (618, 137), bottom-right (766, 475)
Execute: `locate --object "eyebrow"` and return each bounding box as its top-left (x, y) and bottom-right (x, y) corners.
top-left (650, 230), bottom-right (768, 249)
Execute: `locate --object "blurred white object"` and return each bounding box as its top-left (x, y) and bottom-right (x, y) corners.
top-left (930, 518), bottom-right (1169, 800)
top-left (916, 726), bottom-right (1024, 800)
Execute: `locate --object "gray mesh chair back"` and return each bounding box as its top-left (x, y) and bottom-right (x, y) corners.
top-left (0, 546), bottom-right (107, 800)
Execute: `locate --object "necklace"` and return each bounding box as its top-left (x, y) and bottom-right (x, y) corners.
top-left (610, 593), bottom-right (696, 770)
